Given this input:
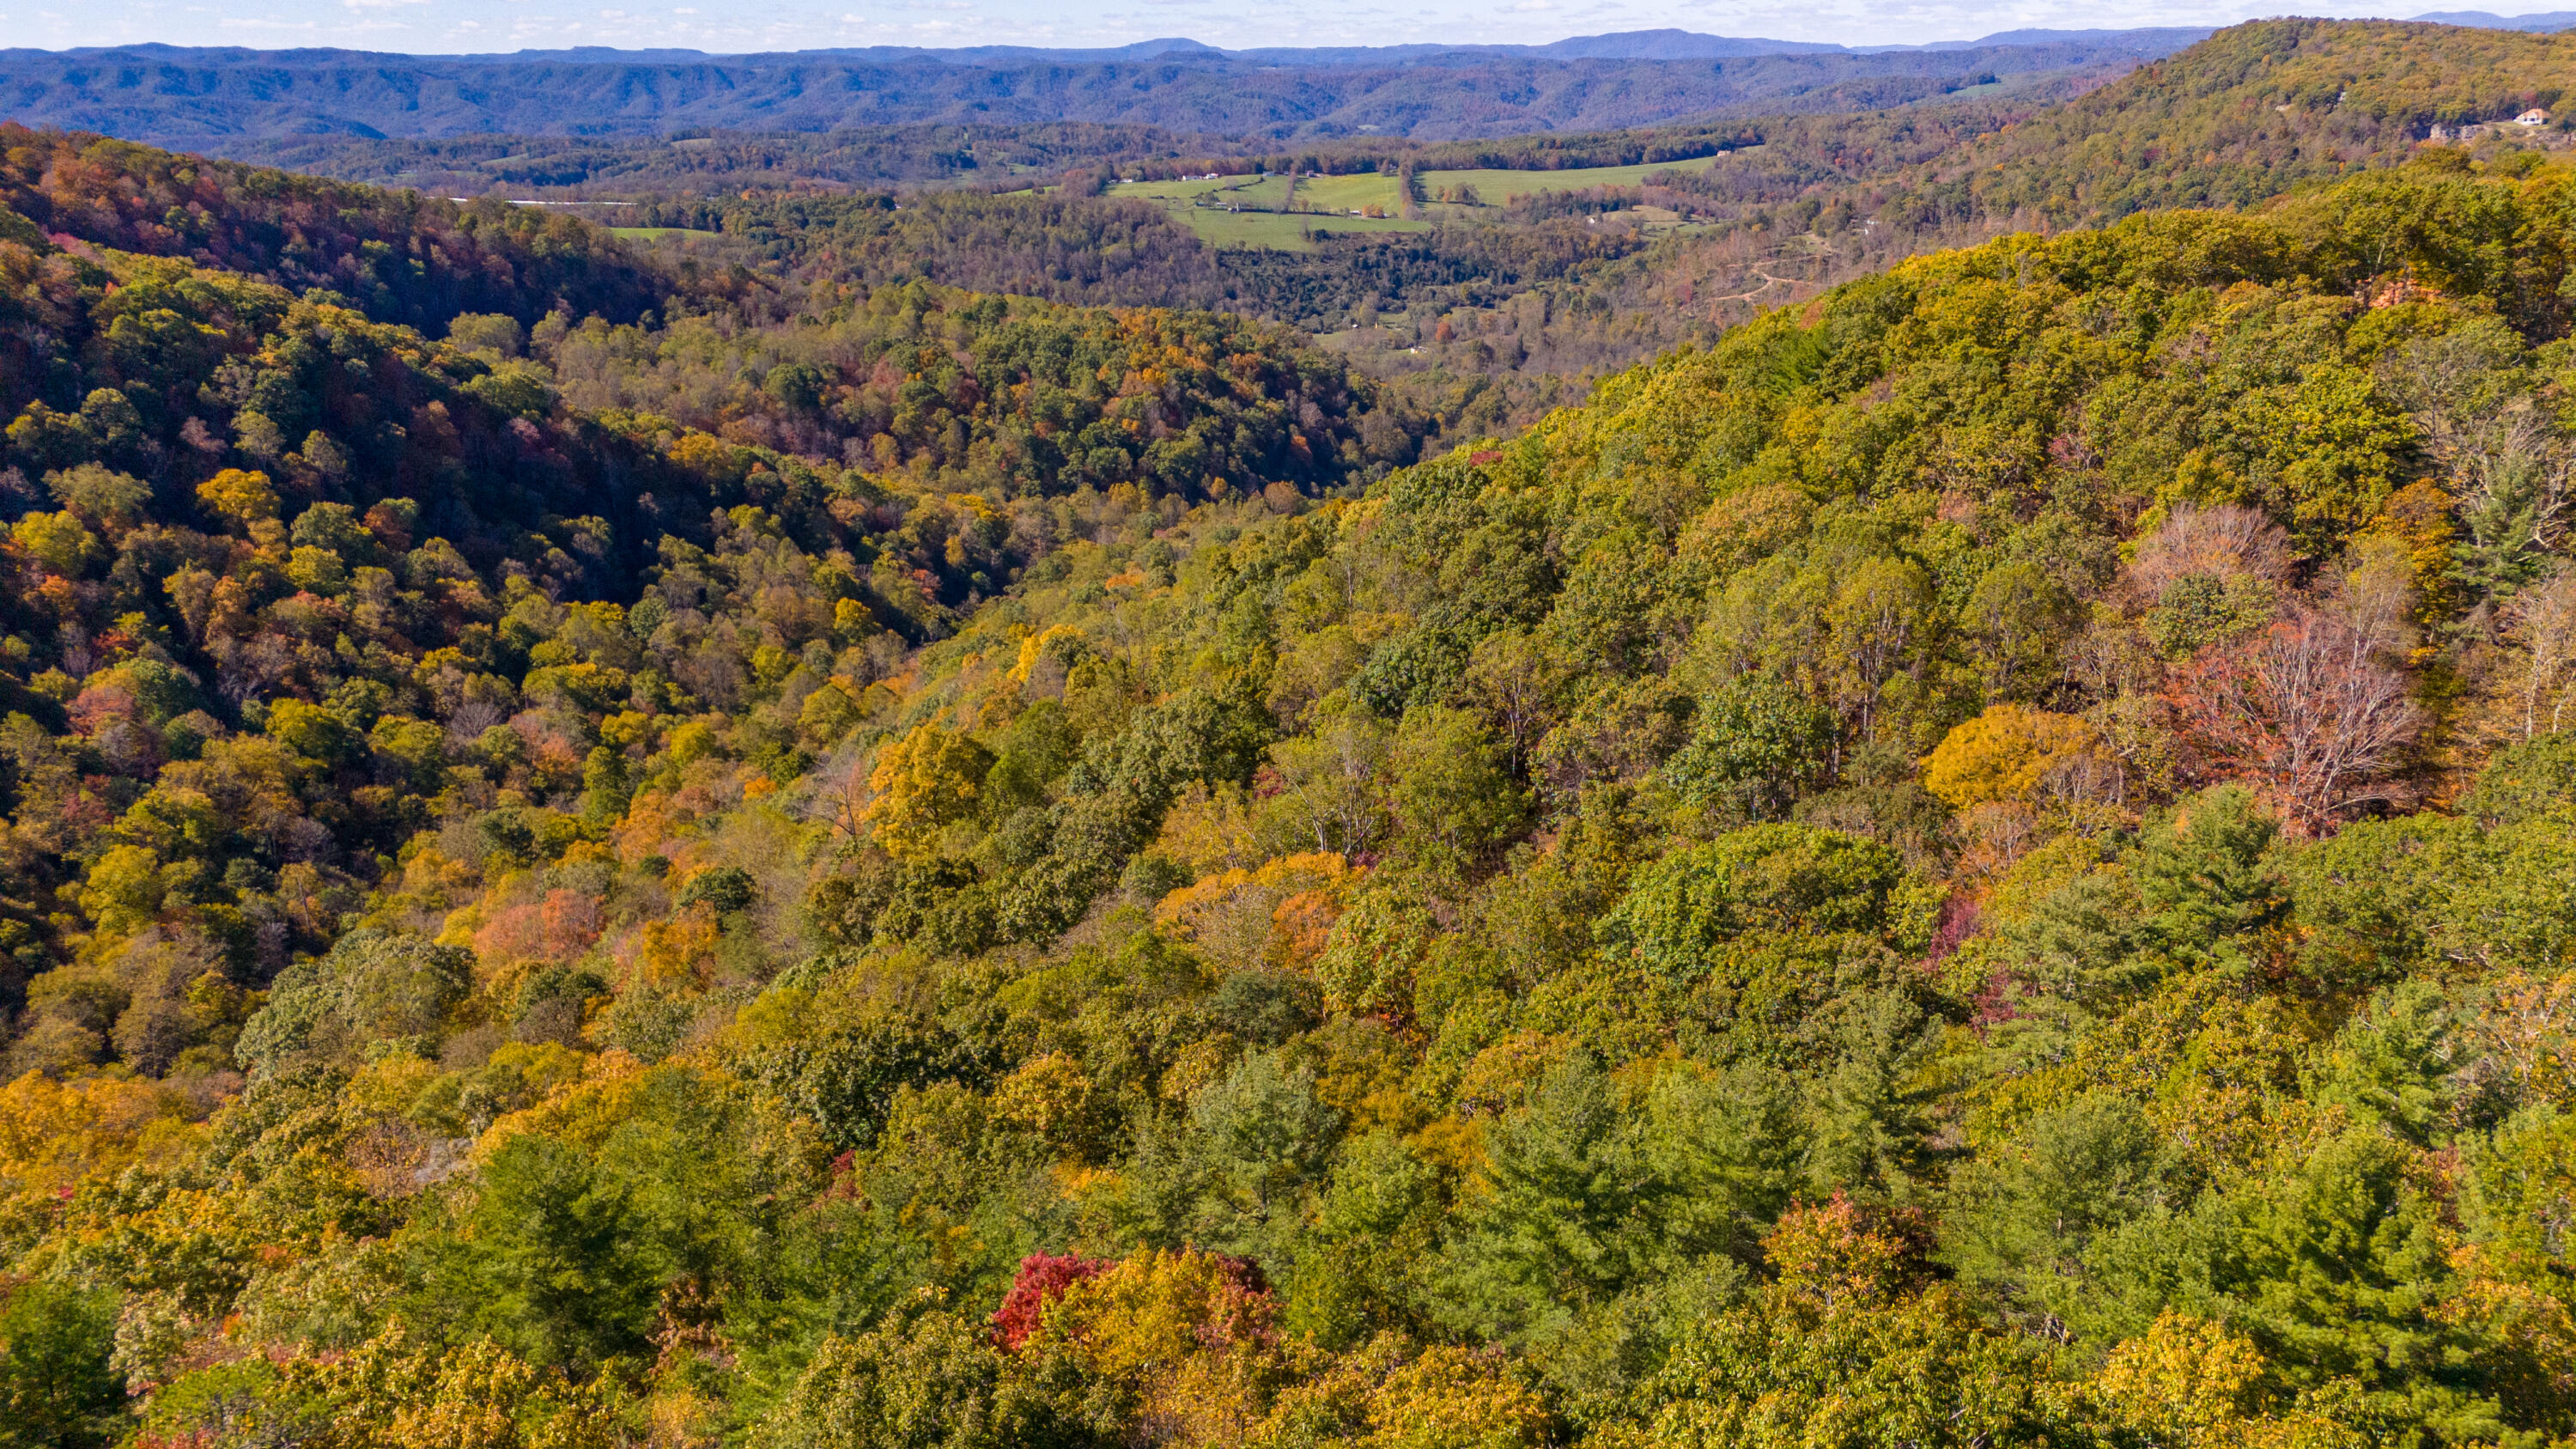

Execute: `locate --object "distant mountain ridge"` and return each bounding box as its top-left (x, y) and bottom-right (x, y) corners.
top-left (2410, 9), bottom-right (2576, 30)
top-left (4, 27), bottom-right (2208, 68)
top-left (0, 33), bottom-right (2202, 147)
top-left (865, 27), bottom-right (2216, 64)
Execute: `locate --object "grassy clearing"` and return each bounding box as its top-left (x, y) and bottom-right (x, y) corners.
top-left (1112, 173), bottom-right (1427, 248)
top-left (1417, 153), bottom-right (1724, 207)
top-left (1109, 155), bottom-right (1719, 248)
top-left (1226, 175), bottom-right (1297, 211)
top-left (1109, 173), bottom-right (1290, 208)
top-left (1295, 172), bottom-right (1404, 216)
top-left (1108, 174), bottom-right (1246, 203)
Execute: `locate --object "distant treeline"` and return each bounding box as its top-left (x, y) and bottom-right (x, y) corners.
top-left (622, 190), bottom-right (1646, 331)
top-left (227, 123), bottom-right (1226, 194)
top-left (233, 119), bottom-right (1781, 198)
top-left (1096, 126), bottom-right (1763, 183)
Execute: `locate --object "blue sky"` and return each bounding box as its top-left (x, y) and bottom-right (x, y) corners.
top-left (0, 0), bottom-right (2451, 58)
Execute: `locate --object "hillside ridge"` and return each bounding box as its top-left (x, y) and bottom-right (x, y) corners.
top-left (0, 34), bottom-right (2196, 146)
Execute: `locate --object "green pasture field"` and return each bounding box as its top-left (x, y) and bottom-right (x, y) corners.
top-left (1417, 153), bottom-right (1725, 207)
top-left (1109, 173), bottom-right (1427, 248)
top-left (1106, 174), bottom-right (1240, 202)
top-left (1108, 173), bottom-right (1290, 208)
top-left (1182, 209), bottom-right (1431, 250)
top-left (1105, 155), bottom-right (1720, 248)
top-left (1294, 172), bottom-right (1405, 215)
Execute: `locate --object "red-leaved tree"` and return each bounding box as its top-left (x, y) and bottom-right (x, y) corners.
top-left (990, 1251), bottom-right (1109, 1350)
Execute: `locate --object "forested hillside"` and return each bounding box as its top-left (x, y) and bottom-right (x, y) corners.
top-left (358, 20), bottom-right (2576, 452)
top-left (118, 19), bottom-right (2576, 461)
top-left (1868, 16), bottom-right (2576, 223)
top-left (1595, 16), bottom-right (2576, 248)
top-left (11, 103), bottom-right (2576, 1449)
top-left (0, 126), bottom-right (665, 332)
top-left (1338, 16), bottom-right (2576, 439)
top-left (0, 134), bottom-right (1407, 1059)
top-left (227, 124), bottom-right (1224, 195)
top-left (235, 119), bottom-right (1766, 198)
top-left (0, 37), bottom-right (2180, 149)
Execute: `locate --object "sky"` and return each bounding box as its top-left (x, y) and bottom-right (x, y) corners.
top-left (0, 0), bottom-right (2481, 58)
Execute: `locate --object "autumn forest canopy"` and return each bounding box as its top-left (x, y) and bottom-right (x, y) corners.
top-left (15, 15), bottom-right (2576, 1449)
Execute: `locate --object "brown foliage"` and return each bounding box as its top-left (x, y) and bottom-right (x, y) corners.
top-left (2164, 600), bottom-right (2421, 831)
top-left (2125, 502), bottom-right (2293, 604)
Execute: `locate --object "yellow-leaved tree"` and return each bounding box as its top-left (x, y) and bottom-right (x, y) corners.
top-left (862, 723), bottom-right (995, 858)
top-left (1921, 704), bottom-right (2112, 812)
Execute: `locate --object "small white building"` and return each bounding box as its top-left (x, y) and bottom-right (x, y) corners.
top-left (2518, 108), bottom-right (2550, 126)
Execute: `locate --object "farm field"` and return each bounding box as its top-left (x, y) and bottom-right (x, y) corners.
top-left (1109, 171), bottom-right (1426, 247)
top-left (1294, 171), bottom-right (1405, 215)
top-left (1183, 208), bottom-right (1432, 249)
top-left (1109, 153), bottom-right (1728, 247)
top-left (1417, 151), bottom-right (1725, 207)
top-left (1108, 172), bottom-right (1287, 207)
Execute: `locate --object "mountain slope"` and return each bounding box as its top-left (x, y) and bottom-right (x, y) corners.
top-left (12, 142), bottom-right (2576, 1446)
top-left (0, 37), bottom-right (2190, 147)
top-left (1934, 15), bottom-right (2576, 222)
top-left (1617, 16), bottom-right (2576, 241)
top-left (1331, 16), bottom-right (2576, 435)
top-left (0, 124), bottom-right (665, 332)
top-left (0, 131), bottom-right (1415, 1025)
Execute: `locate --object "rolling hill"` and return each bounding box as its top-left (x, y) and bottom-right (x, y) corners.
top-left (0, 33), bottom-right (2197, 148)
top-left (11, 95), bottom-right (2576, 1448)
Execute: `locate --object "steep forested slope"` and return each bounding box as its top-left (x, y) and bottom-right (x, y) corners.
top-left (9, 127), bottom-right (2576, 1448)
top-left (0, 125), bottom-right (665, 332)
top-left (1907, 16), bottom-right (2576, 222)
top-left (0, 132), bottom-right (1404, 1050)
top-left (1627, 16), bottom-right (2576, 238)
